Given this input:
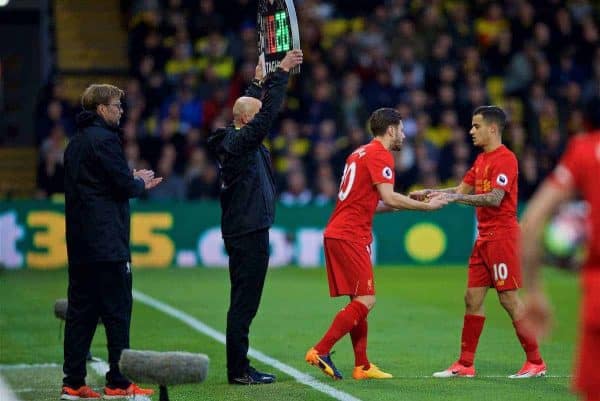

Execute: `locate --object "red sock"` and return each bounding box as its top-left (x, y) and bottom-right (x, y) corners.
top-left (350, 318), bottom-right (369, 370)
top-left (513, 320), bottom-right (543, 364)
top-left (315, 300), bottom-right (369, 355)
top-left (458, 314), bottom-right (486, 367)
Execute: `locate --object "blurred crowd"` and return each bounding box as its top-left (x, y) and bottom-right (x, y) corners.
top-left (34, 0), bottom-right (600, 205)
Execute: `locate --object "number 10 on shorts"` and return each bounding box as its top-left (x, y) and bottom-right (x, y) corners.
top-left (493, 263), bottom-right (508, 282)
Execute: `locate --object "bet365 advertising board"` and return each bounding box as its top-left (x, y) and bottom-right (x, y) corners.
top-left (0, 201), bottom-right (477, 269)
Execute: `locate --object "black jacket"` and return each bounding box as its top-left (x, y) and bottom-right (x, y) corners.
top-left (64, 111), bottom-right (145, 264)
top-left (208, 70), bottom-right (289, 238)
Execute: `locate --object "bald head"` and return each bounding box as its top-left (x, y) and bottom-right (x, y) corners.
top-left (233, 96), bottom-right (262, 128)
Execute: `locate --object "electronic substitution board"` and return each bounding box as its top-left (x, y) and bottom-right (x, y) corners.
top-left (257, 0), bottom-right (301, 75)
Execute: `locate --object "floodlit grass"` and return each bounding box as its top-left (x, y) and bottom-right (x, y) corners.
top-left (0, 266), bottom-right (579, 401)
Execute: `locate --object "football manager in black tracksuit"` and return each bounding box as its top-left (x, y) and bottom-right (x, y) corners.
top-left (61, 84), bottom-right (161, 399)
top-left (208, 50), bottom-right (303, 385)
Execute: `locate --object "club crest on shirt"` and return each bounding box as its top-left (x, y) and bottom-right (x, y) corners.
top-left (382, 166), bottom-right (392, 179)
top-left (496, 173), bottom-right (508, 186)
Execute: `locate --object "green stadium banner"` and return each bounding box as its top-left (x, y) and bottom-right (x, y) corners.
top-left (0, 201), bottom-right (476, 269)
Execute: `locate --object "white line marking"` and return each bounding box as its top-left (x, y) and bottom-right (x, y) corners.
top-left (12, 388), bottom-right (34, 393)
top-left (89, 360), bottom-right (109, 377)
top-left (0, 363), bottom-right (60, 370)
top-left (0, 375), bottom-right (21, 401)
top-left (0, 361), bottom-right (108, 377)
top-left (132, 290), bottom-right (363, 401)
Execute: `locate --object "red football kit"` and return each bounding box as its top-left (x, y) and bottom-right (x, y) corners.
top-left (323, 140), bottom-right (395, 297)
top-left (462, 144), bottom-right (521, 291)
top-left (549, 132), bottom-right (600, 397)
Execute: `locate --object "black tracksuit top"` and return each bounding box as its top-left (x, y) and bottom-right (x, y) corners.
top-left (208, 69), bottom-right (289, 238)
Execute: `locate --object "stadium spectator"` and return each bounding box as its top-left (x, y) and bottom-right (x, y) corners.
top-left (313, 174), bottom-right (337, 206)
top-left (147, 152), bottom-right (186, 201)
top-left (62, 84), bottom-right (161, 399)
top-left (207, 51), bottom-right (303, 385)
top-left (36, 124), bottom-right (67, 198)
top-left (185, 147), bottom-right (220, 199)
top-left (280, 169), bottom-right (313, 207)
top-left (34, 2), bottom-right (600, 202)
top-left (411, 106), bottom-right (546, 378)
top-left (305, 108), bottom-right (448, 380)
top-left (521, 99), bottom-right (600, 401)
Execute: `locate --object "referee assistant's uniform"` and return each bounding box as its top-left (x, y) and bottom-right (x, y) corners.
top-left (208, 69), bottom-right (289, 383)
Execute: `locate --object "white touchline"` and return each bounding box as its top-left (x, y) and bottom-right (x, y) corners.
top-left (132, 289), bottom-right (364, 401)
top-left (0, 363), bottom-right (61, 370)
top-left (0, 375), bottom-right (21, 401)
top-left (89, 360), bottom-right (109, 377)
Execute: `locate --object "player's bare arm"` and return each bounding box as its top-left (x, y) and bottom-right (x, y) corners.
top-left (409, 182), bottom-right (473, 200)
top-left (377, 183), bottom-right (448, 211)
top-left (443, 188), bottom-right (505, 207)
top-left (521, 181), bottom-right (574, 290)
top-left (520, 180), bottom-right (574, 338)
top-left (375, 200), bottom-right (398, 213)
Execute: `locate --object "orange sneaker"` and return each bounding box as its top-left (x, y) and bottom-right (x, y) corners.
top-left (432, 361), bottom-right (476, 378)
top-left (60, 385), bottom-right (101, 400)
top-left (103, 383), bottom-right (154, 399)
top-left (509, 360), bottom-right (547, 378)
top-left (352, 363), bottom-right (393, 380)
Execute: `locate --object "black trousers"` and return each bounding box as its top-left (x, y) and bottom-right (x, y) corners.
top-left (224, 229), bottom-right (270, 379)
top-left (63, 261), bottom-right (132, 388)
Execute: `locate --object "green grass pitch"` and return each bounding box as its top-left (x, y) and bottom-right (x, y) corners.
top-left (0, 266), bottom-right (579, 401)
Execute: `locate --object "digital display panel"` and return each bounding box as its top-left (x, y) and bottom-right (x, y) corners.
top-left (258, 0), bottom-right (300, 74)
top-left (264, 11), bottom-right (291, 54)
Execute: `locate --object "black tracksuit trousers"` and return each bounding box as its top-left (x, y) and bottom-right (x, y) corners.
top-left (63, 261), bottom-right (132, 388)
top-left (224, 229), bottom-right (270, 380)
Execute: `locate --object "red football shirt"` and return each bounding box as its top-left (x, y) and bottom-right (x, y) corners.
top-left (324, 140), bottom-right (395, 246)
top-left (463, 144), bottom-right (519, 239)
top-left (549, 131), bottom-right (600, 268)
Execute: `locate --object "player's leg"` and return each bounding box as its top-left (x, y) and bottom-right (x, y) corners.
top-left (349, 310), bottom-right (368, 368)
top-left (306, 239), bottom-right (372, 380)
top-left (350, 294), bottom-right (373, 370)
top-left (461, 286), bottom-right (488, 362)
top-left (313, 294), bottom-right (373, 354)
top-left (349, 294), bottom-right (392, 380)
top-left (574, 270), bottom-right (600, 401)
top-left (497, 289), bottom-right (545, 378)
top-left (433, 286), bottom-right (488, 378)
top-left (578, 326), bottom-right (600, 401)
top-left (483, 237), bottom-right (546, 378)
top-left (434, 241), bottom-right (489, 378)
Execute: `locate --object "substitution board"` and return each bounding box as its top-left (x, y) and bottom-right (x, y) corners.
top-left (257, 0), bottom-right (301, 75)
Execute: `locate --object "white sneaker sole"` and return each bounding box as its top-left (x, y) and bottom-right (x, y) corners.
top-left (432, 371), bottom-right (475, 378)
top-left (103, 395), bottom-right (152, 401)
top-left (508, 370), bottom-right (547, 379)
top-left (61, 394), bottom-right (101, 400)
top-left (60, 395), bottom-right (80, 401)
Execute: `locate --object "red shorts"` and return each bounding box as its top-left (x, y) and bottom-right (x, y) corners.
top-left (323, 237), bottom-right (374, 297)
top-left (467, 238), bottom-right (521, 291)
top-left (574, 269), bottom-right (600, 397)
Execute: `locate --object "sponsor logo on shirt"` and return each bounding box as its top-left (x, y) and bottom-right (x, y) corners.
top-left (496, 174), bottom-right (508, 186)
top-left (382, 166), bottom-right (392, 179)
